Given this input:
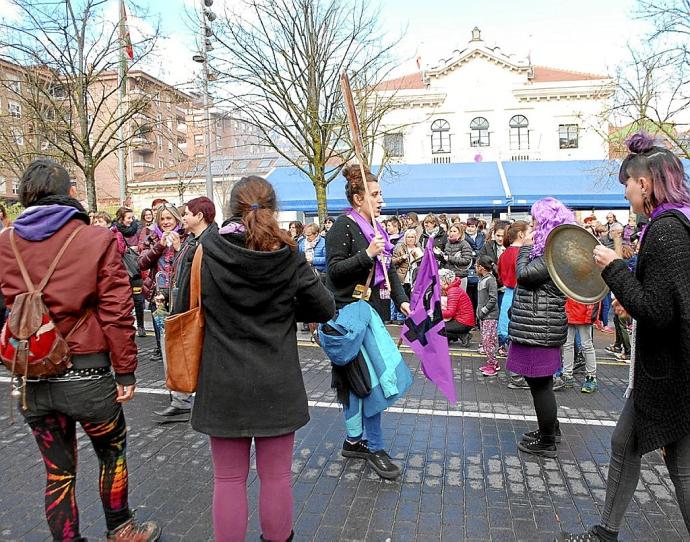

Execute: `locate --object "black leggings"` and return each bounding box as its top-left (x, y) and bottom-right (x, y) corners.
top-left (525, 375), bottom-right (558, 442)
top-left (133, 292), bottom-right (145, 329)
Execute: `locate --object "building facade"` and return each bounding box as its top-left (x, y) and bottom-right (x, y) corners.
top-left (371, 28), bottom-right (615, 166)
top-left (0, 60), bottom-right (266, 208)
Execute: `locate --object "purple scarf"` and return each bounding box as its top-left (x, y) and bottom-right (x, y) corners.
top-left (219, 221), bottom-right (246, 235)
top-left (639, 203), bottom-right (690, 245)
top-left (347, 208), bottom-right (393, 287)
top-left (13, 205), bottom-right (81, 241)
top-left (152, 222), bottom-right (182, 240)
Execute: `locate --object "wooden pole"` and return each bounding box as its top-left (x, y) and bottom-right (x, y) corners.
top-left (340, 72), bottom-right (390, 290)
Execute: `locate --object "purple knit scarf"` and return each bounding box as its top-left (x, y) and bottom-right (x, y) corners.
top-left (347, 208), bottom-right (393, 287)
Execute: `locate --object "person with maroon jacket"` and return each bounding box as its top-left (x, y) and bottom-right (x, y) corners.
top-left (137, 203), bottom-right (186, 359)
top-left (0, 159), bottom-right (160, 541)
top-left (440, 268), bottom-right (475, 346)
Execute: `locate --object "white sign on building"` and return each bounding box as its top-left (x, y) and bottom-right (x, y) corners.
top-left (371, 27), bottom-right (615, 166)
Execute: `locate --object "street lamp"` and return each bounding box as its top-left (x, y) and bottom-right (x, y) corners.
top-left (191, 0), bottom-right (216, 202)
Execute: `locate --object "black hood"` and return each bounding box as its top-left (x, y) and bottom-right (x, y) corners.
top-left (201, 230), bottom-right (301, 309)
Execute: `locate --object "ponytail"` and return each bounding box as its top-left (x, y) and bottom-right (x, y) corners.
top-left (229, 176), bottom-right (296, 252)
top-left (477, 254), bottom-right (498, 278)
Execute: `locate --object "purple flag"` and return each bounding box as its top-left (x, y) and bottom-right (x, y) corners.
top-left (401, 238), bottom-right (456, 404)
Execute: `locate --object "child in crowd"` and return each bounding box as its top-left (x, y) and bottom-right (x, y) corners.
top-left (92, 211), bottom-right (112, 227)
top-left (561, 298), bottom-right (599, 393)
top-left (476, 255), bottom-right (499, 376)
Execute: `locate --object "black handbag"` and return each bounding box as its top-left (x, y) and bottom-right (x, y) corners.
top-left (122, 247), bottom-right (141, 280)
top-left (343, 351), bottom-right (372, 398)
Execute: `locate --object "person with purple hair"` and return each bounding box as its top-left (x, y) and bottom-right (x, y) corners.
top-left (563, 133), bottom-right (690, 541)
top-left (506, 197), bottom-right (573, 457)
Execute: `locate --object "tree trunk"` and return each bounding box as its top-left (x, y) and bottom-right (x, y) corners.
top-left (85, 168), bottom-right (97, 211)
top-left (314, 176), bottom-right (328, 223)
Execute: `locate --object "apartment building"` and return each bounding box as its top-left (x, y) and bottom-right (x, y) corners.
top-left (0, 59), bottom-right (39, 200)
top-left (92, 71), bottom-right (194, 206)
top-left (185, 108), bottom-right (266, 159)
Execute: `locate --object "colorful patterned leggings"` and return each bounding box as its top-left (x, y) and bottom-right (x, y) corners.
top-left (27, 410), bottom-right (131, 540)
top-left (480, 319), bottom-right (499, 366)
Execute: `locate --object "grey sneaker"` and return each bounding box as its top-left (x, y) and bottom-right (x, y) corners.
top-left (552, 376), bottom-right (566, 391)
top-left (562, 375), bottom-right (575, 389)
top-left (507, 376), bottom-right (530, 389)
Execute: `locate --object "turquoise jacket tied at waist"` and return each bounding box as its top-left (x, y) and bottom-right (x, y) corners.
top-left (319, 300), bottom-right (413, 418)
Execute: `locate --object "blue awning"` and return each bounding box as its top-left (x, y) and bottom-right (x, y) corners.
top-left (503, 160), bottom-right (629, 209)
top-left (267, 162), bottom-right (507, 214)
top-left (265, 159), bottom-right (663, 214)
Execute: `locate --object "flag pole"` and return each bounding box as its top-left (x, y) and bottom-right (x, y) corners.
top-left (117, 0), bottom-right (127, 205)
top-left (340, 72), bottom-right (390, 290)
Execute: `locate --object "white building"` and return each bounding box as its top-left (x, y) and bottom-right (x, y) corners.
top-left (372, 28), bottom-right (615, 165)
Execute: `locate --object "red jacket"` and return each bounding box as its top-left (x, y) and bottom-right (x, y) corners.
top-left (442, 278), bottom-right (476, 327)
top-left (497, 245), bottom-right (519, 288)
top-left (565, 298), bottom-right (598, 325)
top-left (0, 220), bottom-right (137, 384)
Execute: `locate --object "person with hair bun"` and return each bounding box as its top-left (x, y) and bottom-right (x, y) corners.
top-left (324, 164), bottom-right (411, 479)
top-left (192, 176), bottom-right (334, 542)
top-left (565, 134), bottom-right (690, 541)
top-left (507, 197), bottom-right (573, 458)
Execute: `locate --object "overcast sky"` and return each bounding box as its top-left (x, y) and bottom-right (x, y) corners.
top-left (0, 0), bottom-right (649, 86)
top-left (142, 0), bottom-right (648, 85)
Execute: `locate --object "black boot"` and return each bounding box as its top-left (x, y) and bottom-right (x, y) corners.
top-left (522, 420), bottom-right (561, 443)
top-left (260, 531), bottom-right (294, 542)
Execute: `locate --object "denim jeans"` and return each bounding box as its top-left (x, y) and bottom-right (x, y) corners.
top-left (390, 300), bottom-right (405, 322)
top-left (348, 411), bottom-right (384, 452)
top-left (600, 397), bottom-right (690, 534)
top-left (600, 293), bottom-right (612, 326)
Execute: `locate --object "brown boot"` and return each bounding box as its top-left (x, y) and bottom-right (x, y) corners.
top-left (106, 518), bottom-right (161, 542)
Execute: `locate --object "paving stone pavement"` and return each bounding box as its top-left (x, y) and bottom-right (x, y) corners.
top-left (0, 327), bottom-right (688, 542)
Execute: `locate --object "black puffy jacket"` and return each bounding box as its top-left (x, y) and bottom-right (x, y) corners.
top-left (508, 246), bottom-right (567, 347)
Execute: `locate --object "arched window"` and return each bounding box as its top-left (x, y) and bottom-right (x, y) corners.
top-left (509, 115), bottom-right (529, 150)
top-left (431, 119), bottom-right (451, 154)
top-left (470, 117), bottom-right (490, 147)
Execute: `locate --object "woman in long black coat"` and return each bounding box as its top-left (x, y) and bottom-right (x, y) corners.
top-left (191, 176), bottom-right (335, 542)
top-left (565, 133), bottom-right (690, 540)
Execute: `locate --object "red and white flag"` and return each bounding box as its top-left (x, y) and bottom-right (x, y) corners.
top-left (120, 0), bottom-right (134, 61)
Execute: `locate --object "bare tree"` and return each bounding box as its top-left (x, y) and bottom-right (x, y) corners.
top-left (637, 0), bottom-right (690, 67)
top-left (606, 0), bottom-right (690, 157)
top-left (210, 0), bottom-right (400, 220)
top-left (0, 0), bottom-right (161, 210)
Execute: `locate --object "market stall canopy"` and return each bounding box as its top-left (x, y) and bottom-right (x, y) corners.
top-left (266, 159), bottom-right (681, 214)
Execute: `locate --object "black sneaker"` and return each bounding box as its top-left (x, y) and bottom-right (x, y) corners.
top-left (517, 438), bottom-right (557, 458)
top-left (522, 426), bottom-right (562, 444)
top-left (367, 450), bottom-right (401, 479)
top-left (558, 527), bottom-right (605, 541)
top-left (342, 439), bottom-right (371, 459)
top-left (573, 352), bottom-right (586, 374)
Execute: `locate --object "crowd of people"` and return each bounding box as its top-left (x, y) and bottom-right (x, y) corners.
top-left (1, 129), bottom-right (689, 542)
